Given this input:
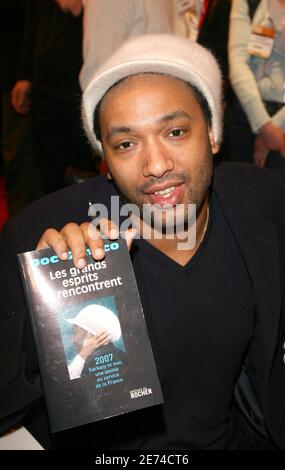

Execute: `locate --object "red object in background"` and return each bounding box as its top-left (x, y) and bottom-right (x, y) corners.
top-left (199, 0), bottom-right (209, 29)
top-left (99, 160), bottom-right (108, 176)
top-left (0, 178), bottom-right (9, 229)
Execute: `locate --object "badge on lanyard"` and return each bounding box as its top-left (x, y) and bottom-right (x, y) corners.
top-left (247, 17), bottom-right (276, 59)
top-left (176, 0), bottom-right (196, 15)
top-left (176, 0), bottom-right (200, 41)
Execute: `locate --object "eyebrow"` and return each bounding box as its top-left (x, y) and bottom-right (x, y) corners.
top-left (106, 110), bottom-right (192, 140)
top-left (157, 110), bottom-right (192, 123)
top-left (107, 126), bottom-right (134, 140)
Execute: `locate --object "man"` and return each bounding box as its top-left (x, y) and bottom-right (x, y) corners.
top-left (0, 35), bottom-right (285, 449)
top-left (12, 0), bottom-right (92, 195)
top-left (66, 304), bottom-right (123, 380)
top-left (67, 325), bottom-right (111, 380)
top-left (79, 0), bottom-right (175, 91)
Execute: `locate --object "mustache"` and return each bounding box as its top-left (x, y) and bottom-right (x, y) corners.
top-left (138, 172), bottom-right (190, 193)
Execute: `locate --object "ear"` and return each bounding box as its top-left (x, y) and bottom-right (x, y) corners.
top-left (99, 147), bottom-right (110, 177)
top-left (208, 128), bottom-right (220, 155)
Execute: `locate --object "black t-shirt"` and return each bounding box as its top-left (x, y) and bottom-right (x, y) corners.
top-left (126, 190), bottom-right (255, 449)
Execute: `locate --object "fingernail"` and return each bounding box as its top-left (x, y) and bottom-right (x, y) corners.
top-left (77, 258), bottom-right (86, 269)
top-left (61, 251), bottom-right (68, 260)
top-left (125, 228), bottom-right (137, 242)
top-left (109, 228), bottom-right (119, 239)
top-left (129, 228), bottom-right (137, 239)
top-left (94, 248), bottom-right (104, 259)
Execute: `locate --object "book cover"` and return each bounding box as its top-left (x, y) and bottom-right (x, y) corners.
top-left (17, 239), bottom-right (163, 432)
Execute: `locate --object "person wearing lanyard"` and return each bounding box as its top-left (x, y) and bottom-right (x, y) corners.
top-left (228, 0), bottom-right (285, 176)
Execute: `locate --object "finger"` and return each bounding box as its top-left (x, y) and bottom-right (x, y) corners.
top-left (99, 218), bottom-right (119, 240)
top-left (95, 331), bottom-right (111, 343)
top-left (256, 154), bottom-right (266, 168)
top-left (254, 157), bottom-right (263, 168)
top-left (61, 223), bottom-right (87, 269)
top-left (95, 330), bottom-right (110, 340)
top-left (124, 228), bottom-right (137, 251)
top-left (253, 148), bottom-right (265, 167)
top-left (101, 332), bottom-right (111, 341)
top-left (36, 228), bottom-right (68, 260)
top-left (253, 153), bottom-right (260, 166)
top-left (97, 335), bottom-right (111, 347)
top-left (94, 329), bottom-right (104, 337)
top-left (83, 222), bottom-right (105, 260)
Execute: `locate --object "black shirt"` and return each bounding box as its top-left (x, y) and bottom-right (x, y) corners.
top-left (38, 188), bottom-right (255, 450)
top-left (127, 190), bottom-right (255, 449)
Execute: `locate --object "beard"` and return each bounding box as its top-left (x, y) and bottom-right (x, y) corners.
top-left (113, 142), bottom-right (213, 235)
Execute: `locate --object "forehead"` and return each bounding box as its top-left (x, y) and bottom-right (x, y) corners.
top-left (99, 73), bottom-right (201, 121)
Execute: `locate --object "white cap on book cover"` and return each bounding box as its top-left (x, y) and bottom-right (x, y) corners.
top-left (67, 304), bottom-right (122, 342)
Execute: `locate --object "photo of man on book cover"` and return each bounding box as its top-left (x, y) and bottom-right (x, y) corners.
top-left (59, 296), bottom-right (127, 381)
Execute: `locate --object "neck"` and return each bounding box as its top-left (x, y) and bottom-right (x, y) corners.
top-left (139, 195), bottom-right (209, 266)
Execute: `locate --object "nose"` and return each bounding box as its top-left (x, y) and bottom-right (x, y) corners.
top-left (142, 140), bottom-right (174, 178)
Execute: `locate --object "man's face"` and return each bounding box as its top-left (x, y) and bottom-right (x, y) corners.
top-left (99, 74), bottom-right (219, 230)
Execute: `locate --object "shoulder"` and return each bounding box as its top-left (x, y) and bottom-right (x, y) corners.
top-left (213, 162), bottom-right (285, 228)
top-left (213, 162), bottom-right (285, 204)
top-left (213, 162), bottom-right (285, 262)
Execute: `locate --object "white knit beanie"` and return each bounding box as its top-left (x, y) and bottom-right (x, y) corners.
top-left (82, 34), bottom-right (222, 155)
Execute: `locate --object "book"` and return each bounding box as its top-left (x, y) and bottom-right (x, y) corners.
top-left (17, 239), bottom-right (163, 432)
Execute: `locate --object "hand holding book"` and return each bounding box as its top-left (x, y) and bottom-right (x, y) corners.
top-left (79, 330), bottom-right (111, 361)
top-left (18, 239), bottom-right (163, 431)
top-left (36, 219), bottom-right (136, 269)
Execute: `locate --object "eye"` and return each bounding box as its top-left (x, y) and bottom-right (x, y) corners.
top-left (115, 141), bottom-right (135, 150)
top-left (168, 128), bottom-right (185, 138)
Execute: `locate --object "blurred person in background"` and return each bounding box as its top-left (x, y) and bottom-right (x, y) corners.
top-left (80, 1), bottom-right (232, 92)
top-left (1, 0), bottom-right (43, 216)
top-left (228, 0), bottom-right (285, 179)
top-left (12, 0), bottom-right (94, 194)
top-left (79, 0), bottom-right (175, 91)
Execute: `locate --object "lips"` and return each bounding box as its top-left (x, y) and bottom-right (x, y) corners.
top-left (145, 183), bottom-right (185, 207)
